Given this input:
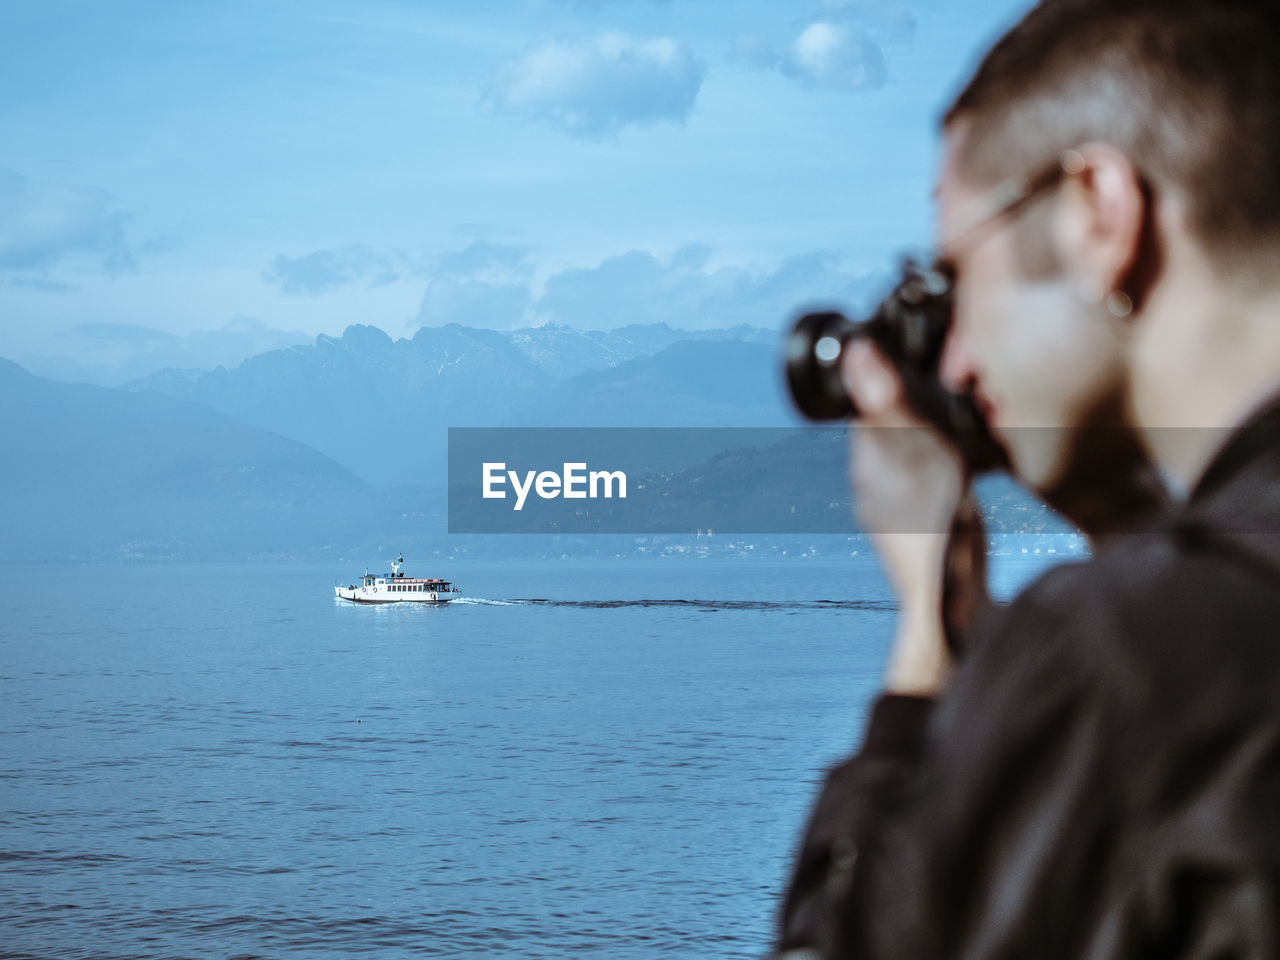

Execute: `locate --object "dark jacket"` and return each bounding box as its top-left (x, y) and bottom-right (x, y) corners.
top-left (777, 401), bottom-right (1280, 959)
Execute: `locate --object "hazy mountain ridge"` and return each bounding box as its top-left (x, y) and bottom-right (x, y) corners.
top-left (532, 341), bottom-right (787, 428)
top-left (127, 322), bottom-right (791, 485)
top-left (0, 358), bottom-right (383, 561)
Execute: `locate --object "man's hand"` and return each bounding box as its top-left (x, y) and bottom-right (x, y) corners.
top-left (842, 340), bottom-right (966, 696)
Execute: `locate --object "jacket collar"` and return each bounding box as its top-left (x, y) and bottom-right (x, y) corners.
top-left (1189, 389), bottom-right (1280, 506)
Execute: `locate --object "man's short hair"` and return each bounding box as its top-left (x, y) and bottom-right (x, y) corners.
top-left (945, 0), bottom-right (1280, 271)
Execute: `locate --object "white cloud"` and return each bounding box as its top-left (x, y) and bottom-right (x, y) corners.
top-left (414, 240), bottom-right (888, 332)
top-left (732, 2), bottom-right (913, 93)
top-left (533, 246), bottom-right (886, 329)
top-left (488, 32), bottom-right (705, 138)
top-left (418, 278), bottom-right (533, 329)
top-left (436, 240), bottom-right (532, 281)
top-left (263, 244), bottom-right (399, 296)
top-left (0, 167), bottom-right (135, 276)
top-left (418, 241), bottom-right (536, 329)
top-left (781, 22), bottom-right (887, 91)
top-left (821, 0), bottom-right (917, 47)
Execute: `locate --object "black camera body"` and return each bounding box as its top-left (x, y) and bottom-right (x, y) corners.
top-left (785, 259), bottom-right (1008, 473)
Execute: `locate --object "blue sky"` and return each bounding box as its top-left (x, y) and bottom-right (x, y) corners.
top-left (0, 0), bottom-right (1033, 384)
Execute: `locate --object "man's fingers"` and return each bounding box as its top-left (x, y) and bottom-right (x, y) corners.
top-left (841, 340), bottom-right (901, 419)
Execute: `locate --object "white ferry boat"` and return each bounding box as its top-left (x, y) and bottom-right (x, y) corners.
top-left (334, 555), bottom-right (460, 604)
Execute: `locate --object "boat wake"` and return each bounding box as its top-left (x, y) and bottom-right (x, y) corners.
top-left (454, 598), bottom-right (896, 612)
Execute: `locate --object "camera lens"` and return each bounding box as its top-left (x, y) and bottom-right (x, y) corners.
top-left (785, 311), bottom-right (862, 421)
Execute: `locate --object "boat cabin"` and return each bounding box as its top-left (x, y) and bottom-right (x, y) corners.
top-left (360, 572), bottom-right (456, 593)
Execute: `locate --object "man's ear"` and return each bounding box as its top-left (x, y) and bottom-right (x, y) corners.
top-left (1053, 142), bottom-right (1146, 304)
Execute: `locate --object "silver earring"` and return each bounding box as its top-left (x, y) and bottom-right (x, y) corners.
top-left (1106, 290), bottom-right (1133, 317)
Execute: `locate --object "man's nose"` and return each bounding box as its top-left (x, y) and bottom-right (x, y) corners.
top-left (939, 328), bottom-right (975, 394)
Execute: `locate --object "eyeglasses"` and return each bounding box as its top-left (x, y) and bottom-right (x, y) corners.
top-left (937, 149), bottom-right (1084, 257)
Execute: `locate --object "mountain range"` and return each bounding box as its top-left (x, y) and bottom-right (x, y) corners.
top-left (4, 320), bottom-right (1067, 561)
top-left (3, 321), bottom-right (795, 560)
top-left (126, 322), bottom-right (790, 486)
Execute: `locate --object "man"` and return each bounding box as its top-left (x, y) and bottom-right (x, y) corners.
top-left (777, 1), bottom-right (1280, 956)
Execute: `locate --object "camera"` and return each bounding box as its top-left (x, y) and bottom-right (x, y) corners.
top-left (784, 259), bottom-right (1008, 473)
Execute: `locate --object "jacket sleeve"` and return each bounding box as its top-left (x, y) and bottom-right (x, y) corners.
top-left (774, 563), bottom-right (1122, 960)
top-left (774, 694), bottom-right (935, 959)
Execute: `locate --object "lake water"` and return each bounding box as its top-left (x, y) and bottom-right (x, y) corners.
top-left (0, 554), bottom-right (1061, 959)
